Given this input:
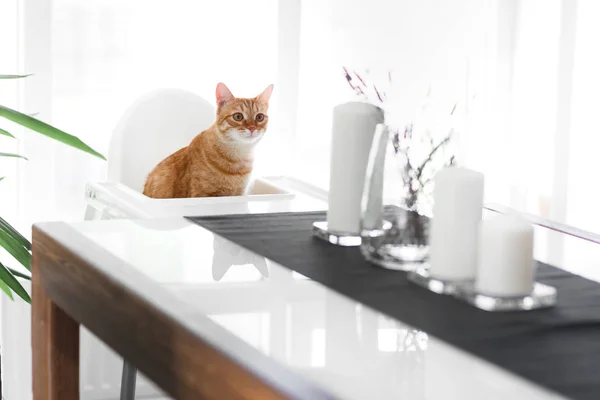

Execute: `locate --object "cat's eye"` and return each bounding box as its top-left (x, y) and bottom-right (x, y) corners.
top-left (232, 113), bottom-right (244, 121)
top-left (256, 113), bottom-right (265, 122)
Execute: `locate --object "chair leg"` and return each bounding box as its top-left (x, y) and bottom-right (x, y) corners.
top-left (120, 360), bottom-right (137, 400)
top-left (84, 204), bottom-right (100, 221)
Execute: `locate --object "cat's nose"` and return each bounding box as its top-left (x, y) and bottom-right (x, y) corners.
top-left (249, 126), bottom-right (256, 133)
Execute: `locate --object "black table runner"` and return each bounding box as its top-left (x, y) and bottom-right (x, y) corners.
top-left (187, 211), bottom-right (600, 400)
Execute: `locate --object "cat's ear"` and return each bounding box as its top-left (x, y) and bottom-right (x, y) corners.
top-left (216, 82), bottom-right (234, 107)
top-left (257, 84), bottom-right (274, 105)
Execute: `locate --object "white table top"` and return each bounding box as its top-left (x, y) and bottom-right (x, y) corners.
top-left (66, 216), bottom-right (567, 400)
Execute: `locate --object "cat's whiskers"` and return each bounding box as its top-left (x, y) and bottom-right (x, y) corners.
top-left (226, 128), bottom-right (263, 145)
top-left (214, 129), bottom-right (258, 157)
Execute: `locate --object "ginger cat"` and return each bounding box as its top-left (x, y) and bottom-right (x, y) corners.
top-left (143, 83), bottom-right (273, 198)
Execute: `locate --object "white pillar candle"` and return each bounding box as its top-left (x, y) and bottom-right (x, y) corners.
top-left (327, 102), bottom-right (384, 234)
top-left (428, 167), bottom-right (484, 281)
top-left (476, 216), bottom-right (535, 297)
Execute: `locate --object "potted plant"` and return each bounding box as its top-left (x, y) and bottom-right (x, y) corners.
top-left (0, 73), bottom-right (105, 302)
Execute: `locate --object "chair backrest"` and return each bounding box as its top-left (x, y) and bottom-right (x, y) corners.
top-left (107, 89), bottom-right (215, 192)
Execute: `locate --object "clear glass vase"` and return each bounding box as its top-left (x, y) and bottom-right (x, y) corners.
top-left (361, 123), bottom-right (454, 271)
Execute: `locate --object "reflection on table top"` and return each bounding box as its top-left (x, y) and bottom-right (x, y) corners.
top-left (68, 217), bottom-right (569, 400)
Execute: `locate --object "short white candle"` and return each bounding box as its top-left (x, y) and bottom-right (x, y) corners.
top-left (327, 102), bottom-right (384, 234)
top-left (428, 167), bottom-right (484, 281)
top-left (476, 215), bottom-right (535, 297)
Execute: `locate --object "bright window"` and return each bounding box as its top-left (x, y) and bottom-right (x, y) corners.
top-left (50, 0), bottom-right (280, 219)
top-left (9, 0), bottom-right (600, 243)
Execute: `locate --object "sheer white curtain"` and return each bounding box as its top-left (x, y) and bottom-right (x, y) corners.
top-left (7, 0), bottom-right (600, 237)
top-left (290, 0), bottom-right (600, 272)
top-left (0, 0), bottom-right (20, 232)
top-left (293, 0), bottom-right (598, 232)
top-left (293, 0), bottom-right (491, 189)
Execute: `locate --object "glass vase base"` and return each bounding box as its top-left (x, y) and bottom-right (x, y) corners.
top-left (312, 221), bottom-right (361, 247)
top-left (361, 242), bottom-right (429, 272)
top-left (360, 216), bottom-right (430, 271)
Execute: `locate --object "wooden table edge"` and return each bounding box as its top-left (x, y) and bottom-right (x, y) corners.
top-left (32, 221), bottom-right (335, 400)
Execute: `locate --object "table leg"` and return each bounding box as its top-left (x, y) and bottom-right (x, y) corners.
top-left (120, 360), bottom-right (137, 400)
top-left (32, 264), bottom-right (80, 400)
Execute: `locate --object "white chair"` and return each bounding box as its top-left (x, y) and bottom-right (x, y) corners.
top-left (83, 87), bottom-right (295, 223)
top-left (106, 88), bottom-right (216, 193)
top-left (85, 88), bottom-right (216, 400)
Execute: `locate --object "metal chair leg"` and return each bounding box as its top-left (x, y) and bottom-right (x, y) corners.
top-left (120, 360), bottom-right (137, 400)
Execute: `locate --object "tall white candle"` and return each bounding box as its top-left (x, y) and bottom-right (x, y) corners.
top-left (476, 216), bottom-right (535, 297)
top-left (327, 102), bottom-right (384, 234)
top-left (428, 167), bottom-right (484, 281)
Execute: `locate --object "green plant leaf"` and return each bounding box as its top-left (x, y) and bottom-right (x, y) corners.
top-left (8, 267), bottom-right (31, 281)
top-left (0, 261), bottom-right (30, 303)
top-left (0, 74), bottom-right (31, 79)
top-left (0, 127), bottom-right (15, 138)
top-left (0, 152), bottom-right (28, 160)
top-left (0, 217), bottom-right (32, 251)
top-left (0, 105), bottom-right (106, 160)
top-left (0, 279), bottom-right (14, 300)
top-left (0, 228), bottom-right (32, 271)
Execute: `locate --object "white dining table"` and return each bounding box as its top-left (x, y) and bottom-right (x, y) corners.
top-left (32, 209), bottom-right (571, 399)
